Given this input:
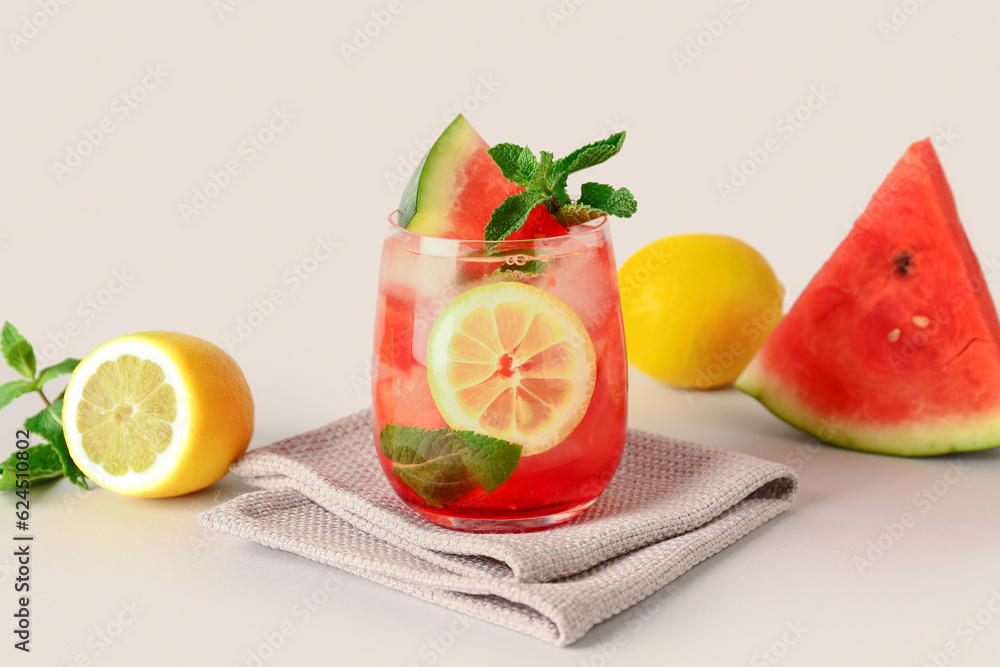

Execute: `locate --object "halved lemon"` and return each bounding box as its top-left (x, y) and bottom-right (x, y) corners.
top-left (426, 282), bottom-right (596, 456)
top-left (62, 331), bottom-right (254, 497)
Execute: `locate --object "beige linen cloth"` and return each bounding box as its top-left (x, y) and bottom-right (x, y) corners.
top-left (199, 409), bottom-right (798, 646)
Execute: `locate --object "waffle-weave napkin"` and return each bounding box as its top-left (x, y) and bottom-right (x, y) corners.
top-left (199, 409), bottom-right (798, 646)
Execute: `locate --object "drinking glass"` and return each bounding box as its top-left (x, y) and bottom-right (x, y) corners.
top-left (372, 213), bottom-right (628, 531)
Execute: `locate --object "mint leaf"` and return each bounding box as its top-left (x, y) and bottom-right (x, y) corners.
top-left (25, 397), bottom-right (87, 489)
top-left (484, 190), bottom-right (549, 242)
top-left (516, 145), bottom-right (538, 182)
top-left (555, 132), bottom-right (625, 178)
top-left (37, 358), bottom-right (80, 388)
top-left (380, 424), bottom-right (521, 508)
top-left (578, 182), bottom-right (638, 218)
top-left (550, 181), bottom-right (571, 209)
top-left (0, 323), bottom-right (87, 492)
top-left (554, 203), bottom-right (607, 228)
top-left (0, 379), bottom-right (36, 411)
top-left (487, 129), bottom-right (636, 238)
top-left (0, 443), bottom-right (65, 490)
top-left (529, 151), bottom-right (554, 191)
top-left (487, 143), bottom-right (539, 186)
top-left (1, 322), bottom-right (37, 380)
top-left (488, 143), bottom-right (531, 186)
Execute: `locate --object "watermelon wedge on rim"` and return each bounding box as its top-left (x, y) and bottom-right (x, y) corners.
top-left (398, 115), bottom-right (567, 242)
top-left (736, 139), bottom-right (1000, 456)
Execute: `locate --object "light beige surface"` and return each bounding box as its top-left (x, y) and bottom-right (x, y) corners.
top-left (2, 1), bottom-right (999, 665)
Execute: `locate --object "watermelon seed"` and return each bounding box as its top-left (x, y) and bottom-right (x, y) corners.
top-left (894, 251), bottom-right (912, 276)
top-left (887, 328), bottom-right (901, 343)
top-left (912, 316), bottom-right (930, 328)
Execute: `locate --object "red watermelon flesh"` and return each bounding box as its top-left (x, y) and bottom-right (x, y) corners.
top-left (443, 134), bottom-right (567, 242)
top-left (736, 139), bottom-right (1000, 456)
top-left (399, 114), bottom-right (567, 242)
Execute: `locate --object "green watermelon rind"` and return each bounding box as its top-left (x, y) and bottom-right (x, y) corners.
top-left (398, 115), bottom-right (481, 234)
top-left (736, 359), bottom-right (1000, 457)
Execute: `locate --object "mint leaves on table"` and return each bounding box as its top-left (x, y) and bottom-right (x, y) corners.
top-left (380, 424), bottom-right (522, 508)
top-left (485, 132), bottom-right (638, 242)
top-left (0, 322), bottom-right (88, 490)
top-left (0, 444), bottom-right (64, 490)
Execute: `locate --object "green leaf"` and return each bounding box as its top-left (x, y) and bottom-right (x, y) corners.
top-left (37, 358), bottom-right (80, 388)
top-left (554, 203), bottom-right (607, 227)
top-left (488, 143), bottom-right (538, 186)
top-left (555, 132), bottom-right (626, 178)
top-left (24, 397), bottom-right (87, 489)
top-left (550, 181), bottom-right (571, 209)
top-left (484, 190), bottom-right (550, 242)
top-left (527, 151), bottom-right (554, 193)
top-left (0, 443), bottom-right (65, 490)
top-left (578, 182), bottom-right (638, 218)
top-left (1, 322), bottom-right (37, 380)
top-left (0, 379), bottom-right (36, 411)
top-left (380, 424), bottom-right (522, 508)
top-left (516, 145), bottom-right (538, 182)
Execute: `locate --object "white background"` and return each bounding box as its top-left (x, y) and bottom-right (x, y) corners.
top-left (2, 1), bottom-right (1000, 665)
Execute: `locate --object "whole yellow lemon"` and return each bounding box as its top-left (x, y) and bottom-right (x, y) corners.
top-left (618, 234), bottom-right (784, 389)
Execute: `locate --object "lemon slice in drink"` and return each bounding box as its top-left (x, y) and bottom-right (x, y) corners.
top-left (426, 282), bottom-right (596, 456)
top-left (62, 331), bottom-right (254, 497)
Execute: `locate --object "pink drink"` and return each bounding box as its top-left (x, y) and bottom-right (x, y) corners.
top-left (372, 216), bottom-right (628, 531)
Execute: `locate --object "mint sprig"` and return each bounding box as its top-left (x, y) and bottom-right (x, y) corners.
top-left (380, 423), bottom-right (521, 508)
top-left (0, 322), bottom-right (87, 490)
top-left (0, 444), bottom-right (64, 490)
top-left (485, 131), bottom-right (637, 242)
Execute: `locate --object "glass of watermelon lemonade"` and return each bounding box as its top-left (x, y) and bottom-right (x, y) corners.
top-left (372, 212), bottom-right (628, 531)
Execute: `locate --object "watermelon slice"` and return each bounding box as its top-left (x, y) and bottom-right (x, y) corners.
top-left (398, 115), bottom-right (567, 241)
top-left (736, 139), bottom-right (1000, 456)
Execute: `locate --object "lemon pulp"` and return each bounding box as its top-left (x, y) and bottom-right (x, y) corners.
top-left (427, 282), bottom-right (596, 455)
top-left (62, 331), bottom-right (254, 498)
top-left (76, 355), bottom-right (177, 476)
